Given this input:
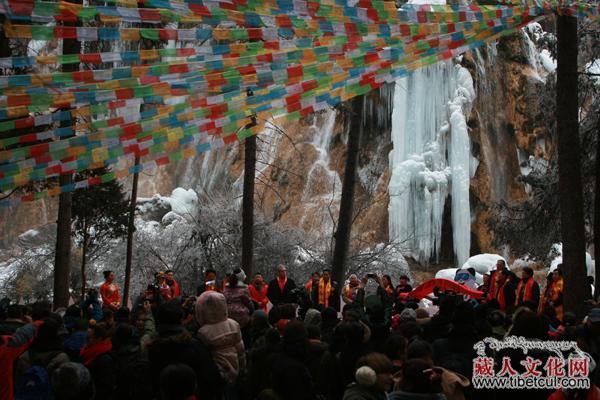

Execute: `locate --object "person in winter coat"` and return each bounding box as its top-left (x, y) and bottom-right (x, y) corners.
top-left (223, 269), bottom-right (253, 329)
top-left (51, 362), bottom-right (96, 400)
top-left (80, 322), bottom-right (116, 400)
top-left (111, 323), bottom-right (153, 400)
top-left (14, 315), bottom-right (71, 385)
top-left (267, 265), bottom-right (297, 306)
top-left (249, 273), bottom-right (270, 312)
top-left (63, 319), bottom-right (88, 362)
top-left (0, 321), bottom-right (43, 400)
top-left (343, 353), bottom-right (394, 400)
top-left (388, 359), bottom-right (447, 400)
top-left (270, 320), bottom-right (319, 400)
top-left (196, 291), bottom-right (246, 388)
top-left (147, 302), bottom-right (222, 400)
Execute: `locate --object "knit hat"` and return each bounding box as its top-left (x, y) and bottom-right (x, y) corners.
top-left (52, 362), bottom-right (95, 400)
top-left (355, 366), bottom-right (377, 387)
top-left (234, 268), bottom-right (247, 283)
top-left (400, 308), bottom-right (417, 322)
top-left (304, 308), bottom-right (322, 327)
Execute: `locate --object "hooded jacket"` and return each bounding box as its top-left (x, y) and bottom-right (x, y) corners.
top-left (196, 291), bottom-right (246, 383)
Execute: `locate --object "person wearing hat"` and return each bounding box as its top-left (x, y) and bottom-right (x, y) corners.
top-left (267, 264), bottom-right (297, 306)
top-left (342, 352), bottom-right (394, 400)
top-left (52, 362), bottom-right (96, 400)
top-left (223, 268), bottom-right (253, 329)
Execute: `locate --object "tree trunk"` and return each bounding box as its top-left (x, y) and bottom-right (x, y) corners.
top-left (123, 155), bottom-right (140, 307)
top-left (241, 134), bottom-right (257, 277)
top-left (81, 234), bottom-right (88, 299)
top-left (0, 16), bottom-right (10, 58)
top-left (241, 88), bottom-right (257, 278)
top-left (52, 0), bottom-right (82, 310)
top-left (331, 96), bottom-right (363, 285)
top-left (595, 119), bottom-right (600, 301)
top-left (54, 174), bottom-right (73, 309)
top-left (556, 15), bottom-right (587, 319)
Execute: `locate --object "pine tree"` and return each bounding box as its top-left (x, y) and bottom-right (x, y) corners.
top-left (72, 168), bottom-right (129, 298)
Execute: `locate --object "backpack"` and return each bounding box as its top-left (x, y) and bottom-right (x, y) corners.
top-left (14, 365), bottom-right (53, 400)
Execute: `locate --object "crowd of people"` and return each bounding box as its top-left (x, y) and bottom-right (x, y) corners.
top-left (0, 261), bottom-right (599, 400)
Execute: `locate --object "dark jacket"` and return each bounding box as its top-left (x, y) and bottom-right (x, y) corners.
top-left (81, 340), bottom-right (116, 400)
top-left (0, 319), bottom-right (24, 336)
top-left (88, 352), bottom-right (116, 400)
top-left (63, 331), bottom-right (86, 361)
top-left (112, 343), bottom-right (153, 400)
top-left (147, 325), bottom-right (223, 400)
top-left (388, 391), bottom-right (447, 400)
top-left (311, 280), bottom-right (341, 311)
top-left (432, 324), bottom-right (478, 378)
top-left (267, 278), bottom-right (298, 306)
top-left (343, 383), bottom-right (388, 400)
top-left (270, 350), bottom-right (317, 400)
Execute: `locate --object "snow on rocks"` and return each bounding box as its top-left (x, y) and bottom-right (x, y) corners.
top-left (549, 243), bottom-right (595, 278)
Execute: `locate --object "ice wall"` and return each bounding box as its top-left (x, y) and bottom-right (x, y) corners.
top-left (388, 60), bottom-right (475, 266)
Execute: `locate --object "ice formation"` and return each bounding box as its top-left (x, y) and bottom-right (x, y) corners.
top-left (388, 60), bottom-right (475, 266)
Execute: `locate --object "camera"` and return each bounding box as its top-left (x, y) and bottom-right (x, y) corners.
top-left (367, 273), bottom-right (377, 278)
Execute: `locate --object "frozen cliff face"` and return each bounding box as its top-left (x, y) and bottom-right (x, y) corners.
top-left (388, 60), bottom-right (475, 266)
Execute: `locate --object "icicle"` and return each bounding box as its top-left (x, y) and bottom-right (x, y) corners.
top-left (388, 61), bottom-right (475, 266)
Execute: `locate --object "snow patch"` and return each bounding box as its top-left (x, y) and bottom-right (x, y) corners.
top-left (549, 243), bottom-right (595, 278)
top-left (168, 188), bottom-right (198, 217)
top-left (540, 49), bottom-right (556, 73)
top-left (461, 253), bottom-right (509, 275)
top-left (586, 60), bottom-right (600, 85)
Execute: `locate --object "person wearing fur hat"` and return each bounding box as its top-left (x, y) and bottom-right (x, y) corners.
top-left (343, 352), bottom-right (394, 400)
top-left (223, 268), bottom-right (254, 330)
top-left (52, 362), bottom-right (96, 400)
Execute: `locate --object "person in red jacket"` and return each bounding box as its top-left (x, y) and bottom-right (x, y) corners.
top-left (165, 270), bottom-right (181, 299)
top-left (0, 321), bottom-right (43, 400)
top-left (249, 273), bottom-right (269, 311)
top-left (99, 270), bottom-right (121, 312)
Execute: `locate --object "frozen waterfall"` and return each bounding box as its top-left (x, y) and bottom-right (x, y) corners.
top-left (388, 60), bottom-right (475, 266)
